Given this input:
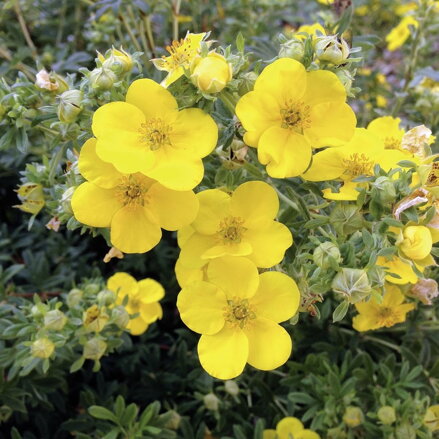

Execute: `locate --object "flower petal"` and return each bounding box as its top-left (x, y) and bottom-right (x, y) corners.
top-left (305, 102), bottom-right (356, 147)
top-left (276, 417), bottom-right (304, 436)
top-left (179, 233), bottom-right (217, 268)
top-left (175, 258), bottom-right (205, 288)
top-left (244, 318), bottom-right (292, 370)
top-left (377, 255), bottom-right (418, 285)
top-left (251, 271), bottom-right (300, 322)
top-left (71, 183), bottom-right (120, 228)
top-left (177, 281), bottom-right (227, 334)
top-left (148, 182), bottom-right (199, 231)
top-left (207, 256), bottom-right (259, 299)
top-left (245, 222), bottom-right (293, 268)
top-left (198, 326), bottom-right (248, 379)
top-left (78, 138), bottom-right (122, 188)
top-left (127, 317), bottom-right (149, 335)
top-left (258, 127), bottom-right (312, 178)
top-left (303, 70), bottom-right (346, 106)
top-left (110, 205), bottom-right (162, 254)
top-left (171, 108), bottom-right (218, 157)
top-left (125, 78), bottom-right (178, 120)
top-left (230, 181), bottom-right (279, 229)
top-left (137, 278), bottom-right (165, 303)
top-left (382, 284), bottom-right (405, 306)
top-left (301, 147), bottom-right (346, 181)
top-left (202, 242), bottom-right (253, 259)
top-left (107, 272), bottom-right (139, 298)
top-left (139, 302), bottom-right (162, 323)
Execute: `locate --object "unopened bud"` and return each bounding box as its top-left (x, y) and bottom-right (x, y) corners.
top-left (83, 337), bottom-right (107, 360)
top-left (203, 393), bottom-right (220, 411)
top-left (102, 47), bottom-right (134, 75)
top-left (395, 422), bottom-right (416, 439)
top-left (84, 283), bottom-right (100, 295)
top-left (89, 67), bottom-right (117, 91)
top-left (372, 176), bottom-right (396, 203)
top-left (163, 410), bottom-right (182, 430)
top-left (57, 90), bottom-right (82, 123)
top-left (377, 406), bottom-right (396, 425)
top-left (279, 38), bottom-right (305, 61)
top-left (44, 309), bottom-right (67, 331)
top-left (315, 35), bottom-right (350, 65)
top-left (329, 204), bottom-right (364, 235)
top-left (97, 289), bottom-right (116, 306)
top-left (336, 69), bottom-right (354, 95)
top-left (224, 380), bottom-right (239, 396)
top-left (31, 303), bottom-right (48, 318)
top-left (67, 288), bottom-right (83, 308)
top-left (313, 242), bottom-right (341, 269)
top-left (31, 338), bottom-right (55, 359)
top-left (343, 406), bottom-right (364, 428)
top-left (112, 306), bottom-right (130, 328)
top-left (332, 268), bottom-right (371, 303)
top-left (190, 53), bottom-right (233, 94)
top-left (83, 305), bottom-right (109, 333)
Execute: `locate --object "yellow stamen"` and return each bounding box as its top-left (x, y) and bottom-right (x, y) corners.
top-left (384, 137), bottom-right (401, 150)
top-left (223, 297), bottom-right (256, 329)
top-left (280, 100), bottom-right (311, 132)
top-left (377, 307), bottom-right (400, 327)
top-left (138, 118), bottom-right (172, 151)
top-left (217, 216), bottom-right (246, 244)
top-left (342, 153), bottom-right (374, 177)
top-left (426, 162), bottom-right (439, 187)
top-left (115, 176), bottom-right (148, 207)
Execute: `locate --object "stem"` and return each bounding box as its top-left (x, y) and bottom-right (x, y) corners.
top-left (172, 0), bottom-right (182, 41)
top-left (56, 0), bottom-right (67, 46)
top-left (144, 15), bottom-right (156, 58)
top-left (275, 187), bottom-right (300, 212)
top-left (14, 1), bottom-right (37, 58)
top-left (218, 90), bottom-right (238, 115)
top-left (362, 335), bottom-right (402, 353)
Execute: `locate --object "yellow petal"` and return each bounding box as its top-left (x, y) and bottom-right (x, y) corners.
top-left (301, 147), bottom-right (346, 181)
top-left (235, 91), bottom-right (281, 147)
top-left (400, 225), bottom-right (432, 261)
top-left (305, 102), bottom-right (356, 147)
top-left (198, 326), bottom-right (248, 379)
top-left (78, 138), bottom-right (122, 188)
top-left (296, 431), bottom-right (321, 439)
top-left (161, 67), bottom-right (184, 86)
top-left (303, 70), bottom-right (346, 106)
top-left (177, 281), bottom-right (227, 334)
top-left (251, 271), bottom-right (300, 322)
top-left (137, 278), bottom-right (165, 303)
top-left (244, 318), bottom-right (292, 371)
top-left (110, 205), bottom-right (162, 253)
top-left (262, 430), bottom-right (277, 439)
top-left (107, 272), bottom-right (139, 298)
top-left (258, 127), bottom-right (312, 178)
top-left (71, 183), bottom-right (120, 228)
top-left (177, 225), bottom-right (195, 247)
top-left (377, 255), bottom-right (418, 285)
top-left (148, 182), bottom-right (199, 231)
top-left (175, 258), bottom-right (205, 287)
top-left (179, 233), bottom-right (217, 268)
top-left (323, 181), bottom-right (360, 201)
top-left (192, 189), bottom-right (231, 235)
top-left (206, 256), bottom-right (259, 299)
top-left (139, 302), bottom-right (162, 323)
top-left (254, 58), bottom-right (306, 105)
top-left (144, 150), bottom-right (204, 191)
top-left (125, 78), bottom-right (178, 120)
top-left (202, 241), bottom-right (253, 259)
top-left (367, 116), bottom-right (404, 143)
top-left (230, 181), bottom-right (279, 229)
top-left (352, 313), bottom-right (378, 332)
top-left (245, 222), bottom-right (293, 268)
top-left (276, 417), bottom-right (304, 437)
top-left (171, 108), bottom-right (218, 158)
top-left (127, 317), bottom-right (149, 335)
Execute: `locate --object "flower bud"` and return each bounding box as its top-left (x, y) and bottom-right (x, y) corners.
top-left (332, 268), bottom-right (371, 303)
top-left (31, 303), bottom-right (48, 318)
top-left (329, 204), bottom-right (364, 235)
top-left (343, 406), bottom-right (364, 428)
top-left (237, 72), bottom-right (257, 96)
top-left (377, 406), bottom-right (396, 425)
top-left (424, 405), bottom-right (439, 432)
top-left (83, 337), bottom-right (107, 360)
top-left (67, 288), bottom-right (83, 308)
top-left (97, 289), bottom-right (116, 306)
top-left (335, 69), bottom-right (354, 95)
top-left (315, 35), bottom-right (350, 65)
top-left (112, 306), bottom-right (130, 329)
top-left (279, 38), bottom-right (305, 61)
top-left (371, 176), bottom-right (396, 204)
top-left (89, 67), bottom-right (117, 91)
top-left (14, 183), bottom-right (45, 215)
top-left (203, 393), bottom-right (220, 411)
top-left (44, 309), bottom-right (67, 331)
top-left (102, 48), bottom-right (134, 75)
top-left (190, 53), bottom-right (233, 94)
top-left (61, 187), bottom-right (75, 214)
top-left (399, 225), bottom-right (432, 261)
top-left (35, 69), bottom-right (69, 93)
top-left (313, 242), bottom-right (341, 269)
top-left (83, 305), bottom-right (109, 333)
top-left (84, 283), bottom-right (101, 295)
top-left (224, 380), bottom-right (239, 396)
top-left (395, 423), bottom-right (416, 439)
top-left (31, 337), bottom-right (55, 359)
top-left (57, 90), bottom-right (83, 123)
top-left (163, 410), bottom-right (182, 430)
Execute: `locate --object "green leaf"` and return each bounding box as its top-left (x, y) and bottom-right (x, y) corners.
top-left (88, 406), bottom-right (119, 424)
top-left (236, 32), bottom-right (245, 52)
top-left (70, 357), bottom-right (85, 373)
top-left (121, 403), bottom-right (139, 427)
top-left (332, 301), bottom-right (350, 323)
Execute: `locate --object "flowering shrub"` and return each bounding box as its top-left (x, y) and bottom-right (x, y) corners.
top-left (0, 0), bottom-right (438, 438)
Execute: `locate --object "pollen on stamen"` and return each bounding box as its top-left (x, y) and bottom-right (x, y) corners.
top-left (115, 176), bottom-right (148, 207)
top-left (223, 298), bottom-right (256, 329)
top-left (138, 118), bottom-right (172, 151)
top-left (280, 100), bottom-right (312, 133)
top-left (342, 153), bottom-right (374, 177)
top-left (217, 216), bottom-right (247, 244)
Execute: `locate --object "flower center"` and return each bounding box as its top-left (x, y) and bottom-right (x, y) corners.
top-left (377, 307), bottom-right (398, 327)
top-left (217, 216), bottom-right (246, 244)
top-left (116, 176), bottom-right (148, 207)
top-left (426, 162), bottom-right (439, 187)
top-left (280, 100), bottom-right (311, 132)
top-left (224, 298), bottom-right (256, 329)
top-left (139, 118), bottom-right (171, 151)
top-left (384, 137), bottom-right (401, 150)
top-left (342, 153), bottom-right (374, 178)
top-left (166, 39), bottom-right (192, 68)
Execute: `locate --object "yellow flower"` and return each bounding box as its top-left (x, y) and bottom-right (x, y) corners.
top-left (424, 405), bottom-right (439, 432)
top-left (14, 182), bottom-right (45, 215)
top-left (352, 284), bottom-right (415, 331)
top-left (302, 128), bottom-right (407, 200)
top-left (177, 256), bottom-right (300, 379)
top-left (107, 272), bottom-right (164, 336)
top-left (316, 0), bottom-right (334, 4)
top-left (399, 225), bottom-right (433, 261)
top-left (386, 16), bottom-right (418, 51)
top-left (377, 255), bottom-right (418, 285)
top-left (83, 304), bottom-right (109, 333)
top-left (190, 52), bottom-right (233, 93)
top-left (92, 78), bottom-right (218, 191)
top-left (367, 116), bottom-right (405, 151)
top-left (71, 138), bottom-right (199, 253)
top-left (235, 58), bottom-right (356, 178)
top-left (295, 23), bottom-right (326, 39)
top-left (151, 32), bottom-right (208, 87)
top-left (376, 95), bottom-right (387, 108)
top-left (263, 417), bottom-right (321, 439)
top-left (178, 181), bottom-right (293, 269)
top-left (31, 338), bottom-right (55, 359)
